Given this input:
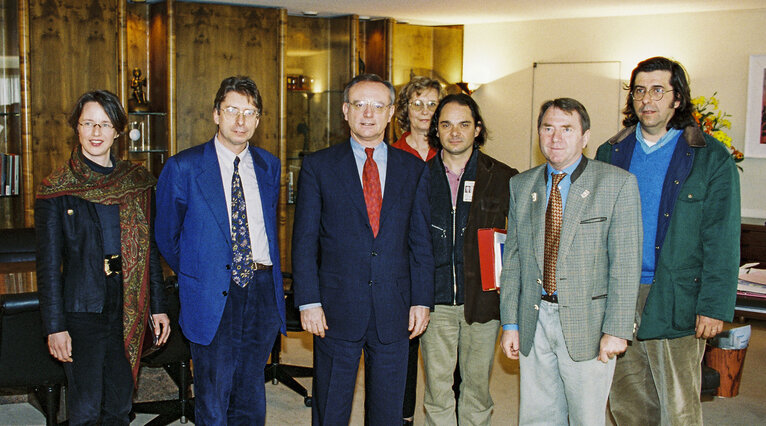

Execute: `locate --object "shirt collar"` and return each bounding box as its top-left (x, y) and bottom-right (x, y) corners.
top-left (214, 135), bottom-right (250, 164)
top-left (546, 154), bottom-right (582, 179)
top-left (350, 137), bottom-right (386, 155)
top-left (636, 123), bottom-right (682, 153)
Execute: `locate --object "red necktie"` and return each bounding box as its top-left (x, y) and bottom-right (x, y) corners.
top-left (363, 147), bottom-right (382, 237)
top-left (544, 172), bottom-right (566, 295)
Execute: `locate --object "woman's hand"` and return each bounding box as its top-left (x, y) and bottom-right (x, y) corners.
top-left (151, 313), bottom-right (171, 345)
top-left (48, 331), bottom-right (73, 362)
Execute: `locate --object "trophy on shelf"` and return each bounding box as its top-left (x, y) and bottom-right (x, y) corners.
top-left (128, 68), bottom-right (150, 112)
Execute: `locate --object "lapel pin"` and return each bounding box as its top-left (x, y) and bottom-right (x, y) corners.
top-left (581, 190), bottom-right (590, 198)
top-left (531, 192), bottom-right (537, 202)
top-left (66, 209), bottom-right (74, 216)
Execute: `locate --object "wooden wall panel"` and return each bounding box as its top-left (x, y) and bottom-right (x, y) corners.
top-left (433, 25), bottom-right (463, 85)
top-left (361, 19), bottom-right (388, 80)
top-left (174, 2), bottom-right (280, 155)
top-left (392, 23), bottom-right (433, 87)
top-left (126, 2), bottom-right (149, 93)
top-left (28, 0), bottom-right (120, 197)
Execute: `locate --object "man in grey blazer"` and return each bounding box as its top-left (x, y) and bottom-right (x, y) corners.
top-left (499, 98), bottom-right (642, 425)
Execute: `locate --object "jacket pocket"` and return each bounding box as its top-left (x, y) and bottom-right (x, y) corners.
top-left (671, 266), bottom-right (701, 330)
top-left (580, 217), bottom-right (607, 224)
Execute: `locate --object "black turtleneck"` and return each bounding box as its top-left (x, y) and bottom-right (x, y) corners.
top-left (82, 155), bottom-right (121, 256)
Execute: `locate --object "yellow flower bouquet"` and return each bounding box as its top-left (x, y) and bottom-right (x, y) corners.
top-left (691, 93), bottom-right (744, 166)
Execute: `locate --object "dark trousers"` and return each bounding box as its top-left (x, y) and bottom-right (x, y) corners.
top-left (64, 275), bottom-right (133, 426)
top-left (313, 306), bottom-right (408, 426)
top-left (189, 270), bottom-right (280, 426)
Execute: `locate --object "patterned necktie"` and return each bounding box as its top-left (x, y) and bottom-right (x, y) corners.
top-left (362, 147), bottom-right (382, 237)
top-left (543, 172), bottom-right (567, 295)
top-left (231, 156), bottom-right (254, 287)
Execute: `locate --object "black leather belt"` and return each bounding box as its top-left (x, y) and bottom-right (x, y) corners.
top-left (253, 262), bottom-right (273, 271)
top-left (541, 293), bottom-right (558, 304)
top-left (104, 255), bottom-right (122, 277)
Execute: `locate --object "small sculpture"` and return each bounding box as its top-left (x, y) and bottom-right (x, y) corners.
top-left (129, 68), bottom-right (150, 112)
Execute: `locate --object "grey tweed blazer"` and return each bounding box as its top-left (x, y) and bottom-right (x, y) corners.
top-left (499, 157), bottom-right (642, 362)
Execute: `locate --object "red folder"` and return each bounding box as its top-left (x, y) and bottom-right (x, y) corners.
top-left (478, 228), bottom-right (506, 291)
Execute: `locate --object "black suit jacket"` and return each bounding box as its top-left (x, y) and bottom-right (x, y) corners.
top-left (35, 195), bottom-right (166, 336)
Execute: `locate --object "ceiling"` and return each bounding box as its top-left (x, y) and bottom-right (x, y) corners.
top-left (199, 0), bottom-right (766, 25)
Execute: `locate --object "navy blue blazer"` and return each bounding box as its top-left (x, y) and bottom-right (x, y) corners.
top-left (292, 142), bottom-right (434, 344)
top-left (155, 138), bottom-right (286, 345)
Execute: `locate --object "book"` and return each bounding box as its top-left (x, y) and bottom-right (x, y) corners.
top-left (478, 228), bottom-right (506, 291)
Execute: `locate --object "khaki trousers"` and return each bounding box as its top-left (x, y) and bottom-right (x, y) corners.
top-left (420, 305), bottom-right (499, 426)
top-left (609, 284), bottom-right (706, 426)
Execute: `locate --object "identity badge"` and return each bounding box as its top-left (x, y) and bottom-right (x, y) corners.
top-left (463, 181), bottom-right (475, 202)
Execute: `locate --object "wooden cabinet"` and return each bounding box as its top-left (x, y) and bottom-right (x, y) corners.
top-left (741, 219), bottom-right (766, 265)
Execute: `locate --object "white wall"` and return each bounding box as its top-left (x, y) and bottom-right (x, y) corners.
top-left (464, 8), bottom-right (766, 219)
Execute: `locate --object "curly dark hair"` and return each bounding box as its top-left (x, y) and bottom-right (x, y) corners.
top-left (427, 94), bottom-right (488, 149)
top-left (623, 57), bottom-right (695, 130)
top-left (394, 76), bottom-right (443, 134)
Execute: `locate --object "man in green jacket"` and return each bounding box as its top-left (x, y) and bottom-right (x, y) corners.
top-left (596, 56), bottom-right (740, 425)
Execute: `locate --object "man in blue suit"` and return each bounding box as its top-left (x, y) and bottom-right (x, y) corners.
top-left (155, 76), bottom-right (285, 425)
top-left (292, 73), bottom-right (434, 425)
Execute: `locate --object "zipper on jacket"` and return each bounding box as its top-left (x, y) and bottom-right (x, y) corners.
top-left (431, 224), bottom-right (447, 239)
top-left (451, 206), bottom-right (457, 305)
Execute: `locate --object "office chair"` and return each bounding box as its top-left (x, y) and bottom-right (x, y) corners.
top-left (132, 276), bottom-right (195, 425)
top-left (264, 272), bottom-right (313, 407)
top-left (0, 292), bottom-right (67, 426)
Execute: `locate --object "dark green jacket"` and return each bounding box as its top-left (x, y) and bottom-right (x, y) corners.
top-left (596, 125), bottom-right (740, 340)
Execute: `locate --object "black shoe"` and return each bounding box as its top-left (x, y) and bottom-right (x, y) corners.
top-left (403, 420), bottom-right (413, 426)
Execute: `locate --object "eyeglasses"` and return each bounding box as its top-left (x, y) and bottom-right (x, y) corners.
top-left (347, 100), bottom-right (391, 114)
top-left (79, 121), bottom-right (115, 131)
top-left (220, 106), bottom-right (260, 120)
top-left (409, 99), bottom-right (438, 112)
top-left (631, 87), bottom-right (674, 101)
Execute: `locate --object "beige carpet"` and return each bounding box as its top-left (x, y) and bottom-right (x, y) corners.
top-left (3, 319), bottom-right (766, 425)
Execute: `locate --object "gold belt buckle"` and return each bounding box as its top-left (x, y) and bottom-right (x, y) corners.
top-left (104, 255), bottom-right (120, 276)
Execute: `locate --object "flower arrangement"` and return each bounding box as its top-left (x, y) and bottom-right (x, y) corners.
top-left (691, 93), bottom-right (744, 165)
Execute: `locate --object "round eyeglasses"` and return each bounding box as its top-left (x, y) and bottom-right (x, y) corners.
top-left (631, 87), bottom-right (674, 102)
top-left (409, 99), bottom-right (438, 112)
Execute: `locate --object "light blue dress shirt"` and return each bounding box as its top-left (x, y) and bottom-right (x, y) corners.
top-left (503, 155), bottom-right (583, 331)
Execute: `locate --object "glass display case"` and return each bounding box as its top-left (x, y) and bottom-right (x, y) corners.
top-left (285, 89), bottom-right (347, 204)
top-left (0, 0), bottom-right (22, 228)
top-left (126, 111), bottom-right (168, 177)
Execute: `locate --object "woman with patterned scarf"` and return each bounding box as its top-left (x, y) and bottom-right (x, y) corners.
top-left (35, 90), bottom-right (171, 425)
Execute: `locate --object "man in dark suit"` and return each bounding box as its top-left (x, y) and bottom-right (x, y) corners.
top-left (292, 73), bottom-right (434, 425)
top-left (155, 76), bottom-right (285, 425)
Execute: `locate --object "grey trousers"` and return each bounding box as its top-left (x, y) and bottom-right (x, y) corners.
top-left (609, 284), bottom-right (706, 426)
top-left (518, 300), bottom-right (616, 426)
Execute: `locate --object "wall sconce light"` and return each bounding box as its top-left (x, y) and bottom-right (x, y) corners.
top-left (456, 82), bottom-right (481, 95)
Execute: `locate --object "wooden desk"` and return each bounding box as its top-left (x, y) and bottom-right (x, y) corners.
top-left (737, 219), bottom-right (766, 320)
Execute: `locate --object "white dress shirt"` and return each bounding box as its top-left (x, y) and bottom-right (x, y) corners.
top-left (214, 136), bottom-right (272, 265)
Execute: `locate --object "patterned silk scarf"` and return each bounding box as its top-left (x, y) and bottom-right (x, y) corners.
top-left (37, 147), bottom-right (156, 383)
